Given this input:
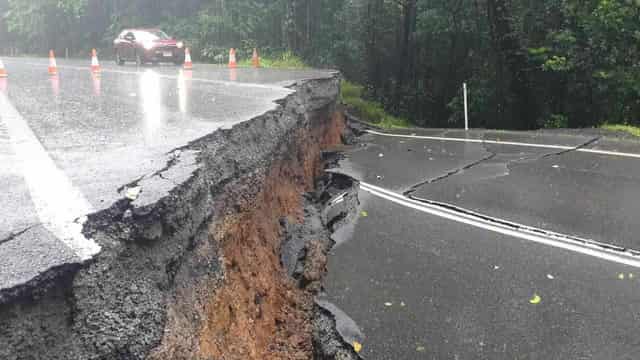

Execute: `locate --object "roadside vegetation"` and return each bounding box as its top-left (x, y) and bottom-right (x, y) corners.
top-left (237, 51), bottom-right (308, 69)
top-left (1, 0), bottom-right (638, 132)
top-left (601, 124), bottom-right (640, 138)
top-left (340, 81), bottom-right (409, 129)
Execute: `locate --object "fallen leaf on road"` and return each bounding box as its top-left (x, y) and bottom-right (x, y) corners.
top-left (353, 341), bottom-right (363, 353)
top-left (494, 265), bottom-right (501, 270)
top-left (384, 302), bottom-right (393, 307)
top-left (360, 211), bottom-right (368, 217)
top-left (547, 274), bottom-right (555, 280)
top-left (378, 153), bottom-right (384, 158)
top-left (416, 345), bottom-right (426, 352)
top-left (529, 294), bottom-right (542, 304)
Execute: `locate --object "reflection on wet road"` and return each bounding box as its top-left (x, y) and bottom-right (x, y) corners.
top-left (0, 57), bottom-right (334, 292)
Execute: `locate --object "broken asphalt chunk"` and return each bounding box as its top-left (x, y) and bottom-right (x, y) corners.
top-left (125, 186), bottom-right (142, 201)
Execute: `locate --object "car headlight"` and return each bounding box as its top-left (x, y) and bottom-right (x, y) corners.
top-left (143, 41), bottom-right (154, 50)
top-left (176, 41), bottom-right (184, 49)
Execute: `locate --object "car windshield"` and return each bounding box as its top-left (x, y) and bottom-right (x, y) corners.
top-left (135, 30), bottom-right (170, 41)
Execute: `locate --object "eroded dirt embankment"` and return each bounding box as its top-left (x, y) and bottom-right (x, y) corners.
top-left (150, 112), bottom-right (347, 359)
top-left (0, 76), bottom-right (360, 359)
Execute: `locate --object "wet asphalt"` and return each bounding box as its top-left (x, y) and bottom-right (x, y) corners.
top-left (4, 55), bottom-right (640, 359)
top-left (0, 56), bottom-right (334, 292)
top-left (325, 128), bottom-right (640, 359)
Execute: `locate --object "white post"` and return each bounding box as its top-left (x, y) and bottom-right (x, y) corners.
top-left (463, 82), bottom-right (469, 131)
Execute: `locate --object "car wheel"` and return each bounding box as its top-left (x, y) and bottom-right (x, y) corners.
top-left (115, 51), bottom-right (125, 66)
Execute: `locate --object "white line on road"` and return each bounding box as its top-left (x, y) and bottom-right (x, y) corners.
top-left (0, 93), bottom-right (100, 260)
top-left (360, 181), bottom-right (640, 268)
top-left (365, 129), bottom-right (640, 159)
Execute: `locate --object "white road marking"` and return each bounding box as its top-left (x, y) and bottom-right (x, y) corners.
top-left (576, 148), bottom-right (640, 159)
top-left (360, 181), bottom-right (640, 268)
top-left (0, 92), bottom-right (100, 260)
top-left (365, 129), bottom-right (640, 159)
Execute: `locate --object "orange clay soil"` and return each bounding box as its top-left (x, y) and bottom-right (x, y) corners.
top-left (198, 112), bottom-right (345, 360)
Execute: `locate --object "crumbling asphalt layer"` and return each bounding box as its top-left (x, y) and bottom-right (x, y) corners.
top-left (0, 74), bottom-right (361, 359)
top-left (310, 173), bottom-right (363, 360)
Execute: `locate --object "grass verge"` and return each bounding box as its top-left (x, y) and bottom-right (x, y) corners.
top-left (237, 51), bottom-right (309, 69)
top-left (601, 123), bottom-right (640, 137)
top-left (340, 81), bottom-right (410, 129)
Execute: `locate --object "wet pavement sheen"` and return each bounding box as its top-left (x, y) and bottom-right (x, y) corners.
top-left (326, 128), bottom-right (640, 359)
top-left (0, 57), bottom-right (334, 291)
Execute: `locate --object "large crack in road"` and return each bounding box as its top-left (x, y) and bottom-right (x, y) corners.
top-left (0, 75), bottom-right (364, 359)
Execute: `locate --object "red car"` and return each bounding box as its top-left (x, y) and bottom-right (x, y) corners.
top-left (113, 29), bottom-right (185, 66)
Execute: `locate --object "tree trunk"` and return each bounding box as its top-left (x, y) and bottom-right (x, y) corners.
top-left (393, 0), bottom-right (417, 114)
top-left (285, 0), bottom-right (297, 52)
top-left (487, 0), bottom-right (537, 129)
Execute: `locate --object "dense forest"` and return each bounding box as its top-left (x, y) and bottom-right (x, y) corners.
top-left (0, 0), bottom-right (639, 130)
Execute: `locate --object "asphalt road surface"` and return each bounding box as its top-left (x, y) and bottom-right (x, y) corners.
top-left (325, 128), bottom-right (640, 359)
top-left (5, 55), bottom-right (640, 359)
top-left (0, 56), bottom-right (334, 293)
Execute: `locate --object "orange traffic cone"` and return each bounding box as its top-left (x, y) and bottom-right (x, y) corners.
top-left (252, 48), bottom-right (260, 68)
top-left (48, 50), bottom-right (58, 76)
top-left (228, 48), bottom-right (237, 69)
top-left (184, 48), bottom-right (193, 70)
top-left (0, 58), bottom-right (7, 78)
top-left (91, 49), bottom-right (101, 74)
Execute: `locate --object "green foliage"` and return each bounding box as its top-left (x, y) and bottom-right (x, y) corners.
top-left (543, 114), bottom-right (569, 129)
top-left (238, 51), bottom-right (309, 69)
top-left (447, 78), bottom-right (492, 128)
top-left (5, 0), bottom-right (87, 51)
top-left (340, 81), bottom-right (363, 102)
top-left (1, 0), bottom-right (639, 131)
top-left (542, 56), bottom-right (572, 72)
top-left (601, 123), bottom-right (640, 137)
top-left (341, 81), bottom-right (410, 129)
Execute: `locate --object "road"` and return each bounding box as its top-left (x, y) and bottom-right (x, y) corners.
top-left (4, 56), bottom-right (640, 359)
top-left (0, 56), bottom-right (334, 294)
top-left (324, 128), bottom-right (640, 359)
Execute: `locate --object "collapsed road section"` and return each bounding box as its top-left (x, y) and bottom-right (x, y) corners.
top-left (0, 74), bottom-right (361, 359)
